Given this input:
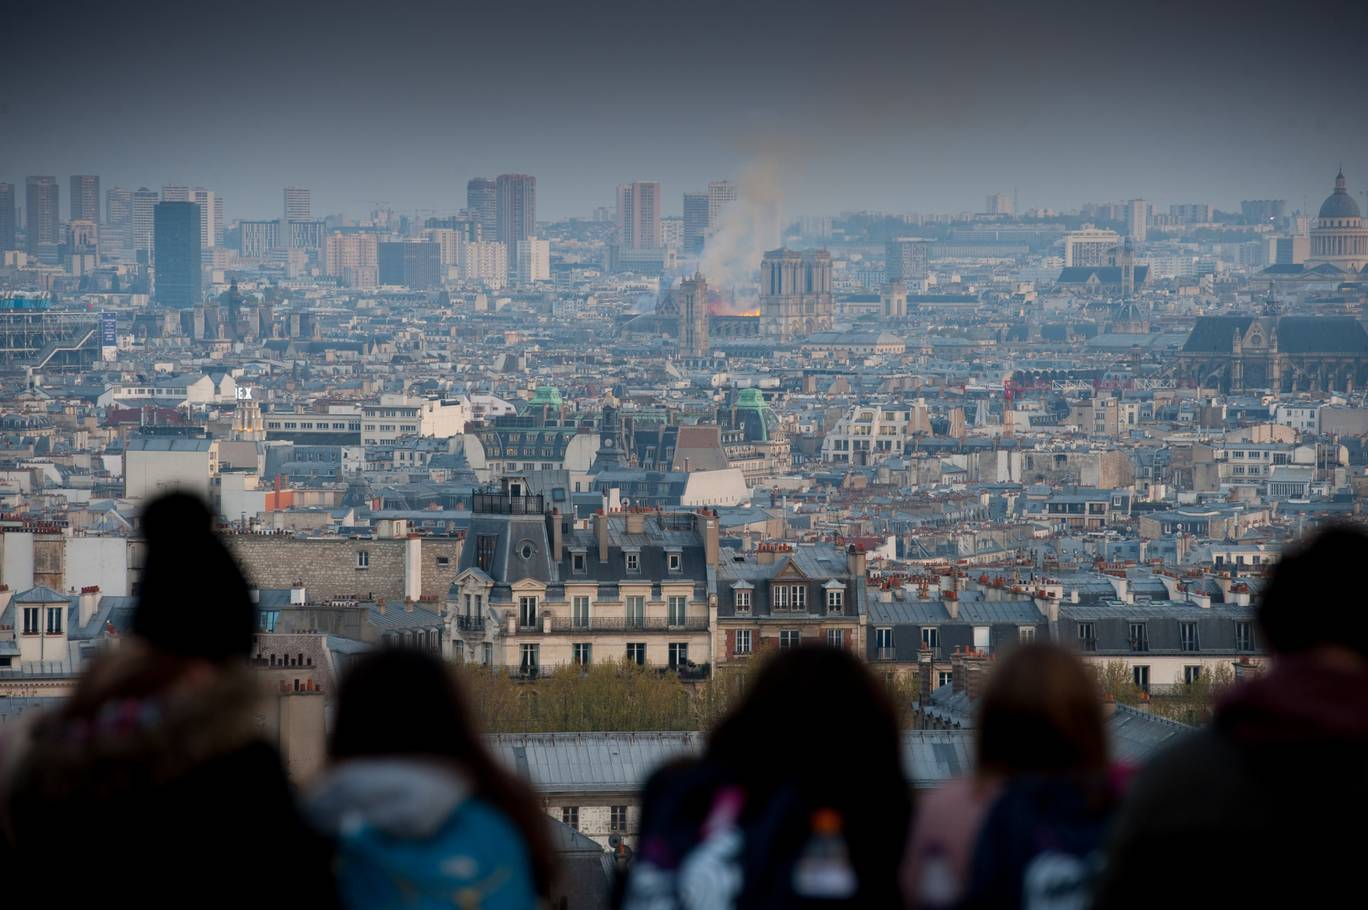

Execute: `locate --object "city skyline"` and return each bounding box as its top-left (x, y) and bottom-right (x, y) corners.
top-left (6, 0), bottom-right (1367, 220)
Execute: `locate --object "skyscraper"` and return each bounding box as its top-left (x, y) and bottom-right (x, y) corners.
top-left (378, 241), bottom-right (442, 289)
top-left (105, 187), bottom-right (132, 260)
top-left (324, 232), bottom-right (379, 289)
top-left (616, 180), bottom-right (661, 249)
top-left (1063, 229), bottom-right (1120, 267)
top-left (153, 201), bottom-right (202, 308)
top-left (707, 179), bottom-right (737, 230)
top-left (515, 238), bottom-right (551, 284)
top-left (194, 188), bottom-right (223, 247)
top-left (467, 177), bottom-right (497, 240)
top-left (985, 192), bottom-right (1012, 216)
top-left (70, 175), bottom-right (100, 223)
top-left (131, 187), bottom-right (160, 260)
top-left (284, 186), bottom-right (311, 224)
top-left (683, 192), bottom-right (709, 254)
top-left (161, 185), bottom-right (191, 202)
top-left (677, 274), bottom-right (709, 357)
top-left (885, 237), bottom-right (930, 285)
top-left (1127, 198), bottom-right (1149, 244)
top-left (25, 177), bottom-right (60, 255)
top-left (495, 174), bottom-right (536, 249)
top-left (0, 183), bottom-right (15, 253)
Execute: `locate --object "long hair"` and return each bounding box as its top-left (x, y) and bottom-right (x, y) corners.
top-left (706, 645), bottom-right (912, 896)
top-left (975, 642), bottom-right (1108, 777)
top-left (1258, 522), bottom-right (1368, 658)
top-left (329, 648), bottom-right (555, 897)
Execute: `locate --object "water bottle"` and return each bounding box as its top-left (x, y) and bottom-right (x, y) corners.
top-left (792, 808), bottom-right (857, 900)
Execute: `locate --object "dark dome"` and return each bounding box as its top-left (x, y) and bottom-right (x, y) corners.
top-left (1318, 170), bottom-right (1361, 219)
top-left (1319, 191), bottom-right (1361, 219)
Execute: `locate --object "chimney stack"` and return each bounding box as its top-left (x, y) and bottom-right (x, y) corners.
top-left (289, 582), bottom-right (306, 605)
top-left (549, 509), bottom-right (564, 564)
top-left (595, 510), bottom-right (609, 563)
top-left (963, 654), bottom-right (990, 701)
top-left (917, 647), bottom-right (933, 714)
top-left (78, 585), bottom-right (101, 627)
top-left (700, 510), bottom-right (719, 568)
top-left (950, 649), bottom-right (966, 693)
top-left (846, 544), bottom-right (867, 582)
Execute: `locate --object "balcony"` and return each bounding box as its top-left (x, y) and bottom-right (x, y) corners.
top-left (543, 616), bottom-right (709, 633)
top-left (874, 647), bottom-right (897, 661)
top-left (455, 615), bottom-right (485, 632)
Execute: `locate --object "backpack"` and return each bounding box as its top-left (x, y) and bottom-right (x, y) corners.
top-left (961, 775), bottom-right (1116, 910)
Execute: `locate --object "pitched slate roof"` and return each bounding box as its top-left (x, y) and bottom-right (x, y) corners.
top-left (1181, 316), bottom-right (1254, 353)
top-left (1056, 266), bottom-right (1150, 285)
top-left (1276, 316), bottom-right (1368, 353)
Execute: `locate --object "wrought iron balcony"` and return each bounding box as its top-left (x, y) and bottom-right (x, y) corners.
top-left (542, 615), bottom-right (709, 633)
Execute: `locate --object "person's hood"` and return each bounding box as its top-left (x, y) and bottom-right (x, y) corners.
top-left (10, 659), bottom-right (261, 799)
top-left (309, 758), bottom-right (471, 840)
top-left (1218, 655), bottom-right (1368, 747)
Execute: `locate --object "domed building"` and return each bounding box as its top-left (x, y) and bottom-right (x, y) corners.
top-left (1306, 169), bottom-right (1368, 272)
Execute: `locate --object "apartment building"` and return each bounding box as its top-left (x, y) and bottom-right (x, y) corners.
top-left (448, 480), bottom-right (719, 676)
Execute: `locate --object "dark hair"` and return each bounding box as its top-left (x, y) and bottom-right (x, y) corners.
top-left (1258, 522), bottom-right (1368, 658)
top-left (976, 642), bottom-right (1108, 776)
top-left (133, 492), bottom-right (254, 662)
top-left (330, 648), bottom-right (555, 897)
top-left (706, 646), bottom-right (912, 895)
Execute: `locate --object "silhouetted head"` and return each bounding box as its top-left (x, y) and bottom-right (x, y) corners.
top-left (708, 645), bottom-right (906, 795)
top-left (705, 645), bottom-right (912, 898)
top-left (133, 492), bottom-right (254, 662)
top-left (330, 648), bottom-right (554, 896)
top-left (976, 642), bottom-right (1108, 777)
top-left (332, 647), bottom-right (487, 762)
top-left (1259, 523), bottom-right (1368, 659)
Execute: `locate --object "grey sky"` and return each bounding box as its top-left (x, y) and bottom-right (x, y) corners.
top-left (5, 0), bottom-right (1366, 221)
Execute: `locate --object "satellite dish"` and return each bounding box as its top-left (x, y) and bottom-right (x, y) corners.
top-left (609, 834), bottom-right (622, 848)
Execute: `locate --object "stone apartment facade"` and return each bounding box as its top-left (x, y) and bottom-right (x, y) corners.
top-left (228, 530), bottom-right (463, 603)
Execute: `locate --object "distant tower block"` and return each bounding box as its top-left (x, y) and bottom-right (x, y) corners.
top-left (883, 281), bottom-right (908, 318)
top-left (677, 273), bottom-right (709, 357)
top-left (948, 407), bottom-right (967, 439)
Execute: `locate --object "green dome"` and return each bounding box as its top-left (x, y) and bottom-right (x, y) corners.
top-left (733, 388), bottom-right (778, 442)
top-left (735, 388), bottom-right (766, 409)
top-left (527, 385), bottom-right (563, 408)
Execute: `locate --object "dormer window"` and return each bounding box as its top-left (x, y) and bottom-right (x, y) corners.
top-left (625, 552), bottom-right (640, 573)
top-left (572, 552), bottom-right (586, 574)
top-left (826, 589), bottom-right (844, 613)
top-left (46, 607), bottom-right (63, 635)
top-left (735, 589), bottom-right (751, 612)
top-left (667, 552), bottom-right (682, 573)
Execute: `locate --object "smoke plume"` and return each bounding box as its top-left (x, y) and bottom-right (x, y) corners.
top-left (698, 157), bottom-right (784, 294)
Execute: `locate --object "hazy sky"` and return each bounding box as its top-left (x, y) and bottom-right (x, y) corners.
top-left (6, 0), bottom-right (1367, 221)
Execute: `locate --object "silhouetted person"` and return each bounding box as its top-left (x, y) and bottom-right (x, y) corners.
top-left (909, 643), bottom-right (1116, 910)
top-left (620, 645), bottom-right (913, 909)
top-left (309, 647), bottom-right (554, 909)
top-left (1095, 524), bottom-right (1368, 908)
top-left (0, 492), bottom-right (335, 906)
